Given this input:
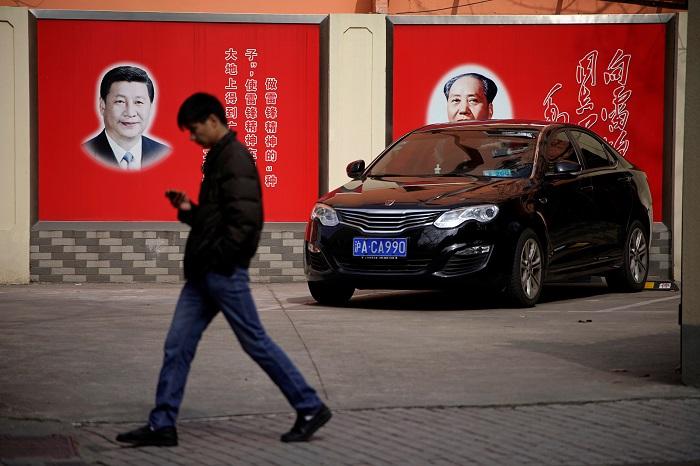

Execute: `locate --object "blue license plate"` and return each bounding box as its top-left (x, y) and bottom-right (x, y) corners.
top-left (353, 237), bottom-right (407, 258)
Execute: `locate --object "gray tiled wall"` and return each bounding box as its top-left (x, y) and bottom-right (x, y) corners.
top-left (30, 222), bottom-right (306, 283)
top-left (649, 222), bottom-right (672, 280)
top-left (30, 222), bottom-right (673, 283)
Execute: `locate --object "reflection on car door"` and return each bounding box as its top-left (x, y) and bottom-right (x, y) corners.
top-left (569, 130), bottom-right (633, 264)
top-left (539, 129), bottom-right (597, 277)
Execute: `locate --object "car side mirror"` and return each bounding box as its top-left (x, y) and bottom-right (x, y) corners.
top-left (346, 159), bottom-right (365, 179)
top-left (546, 160), bottom-right (581, 178)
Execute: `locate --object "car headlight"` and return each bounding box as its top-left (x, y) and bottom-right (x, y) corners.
top-left (311, 203), bottom-right (339, 227)
top-left (433, 205), bottom-right (499, 228)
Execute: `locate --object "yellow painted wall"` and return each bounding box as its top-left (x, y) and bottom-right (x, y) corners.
top-left (0, 0), bottom-right (684, 14)
top-left (0, 0), bottom-right (373, 13)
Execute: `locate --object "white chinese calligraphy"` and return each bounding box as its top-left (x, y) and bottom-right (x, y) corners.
top-left (601, 49), bottom-right (632, 155)
top-left (576, 50), bottom-right (598, 116)
top-left (264, 174), bottom-right (278, 187)
top-left (264, 75), bottom-right (279, 187)
top-left (265, 77), bottom-right (278, 90)
top-left (543, 83), bottom-right (570, 123)
top-left (223, 47), bottom-right (280, 188)
top-left (543, 48), bottom-right (633, 156)
top-left (224, 48), bottom-right (239, 128)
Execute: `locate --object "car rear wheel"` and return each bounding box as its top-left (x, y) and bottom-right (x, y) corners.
top-left (506, 228), bottom-right (544, 308)
top-left (606, 220), bottom-right (648, 292)
top-left (308, 281), bottom-right (355, 306)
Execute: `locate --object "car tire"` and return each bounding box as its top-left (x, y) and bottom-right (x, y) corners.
top-left (506, 228), bottom-right (544, 308)
top-left (308, 281), bottom-right (355, 306)
top-left (606, 220), bottom-right (649, 292)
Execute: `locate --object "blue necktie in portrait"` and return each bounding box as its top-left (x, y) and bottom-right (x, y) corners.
top-left (121, 152), bottom-right (134, 170)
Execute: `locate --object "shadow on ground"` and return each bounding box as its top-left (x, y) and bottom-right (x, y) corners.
top-left (290, 282), bottom-right (614, 311)
top-left (506, 331), bottom-right (682, 386)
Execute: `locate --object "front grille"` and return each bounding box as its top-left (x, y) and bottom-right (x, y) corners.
top-left (337, 258), bottom-right (432, 274)
top-left (336, 209), bottom-right (444, 233)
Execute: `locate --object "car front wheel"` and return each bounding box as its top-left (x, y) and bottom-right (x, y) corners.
top-left (506, 228), bottom-right (544, 308)
top-left (606, 220), bottom-right (649, 292)
top-left (308, 281), bottom-right (355, 306)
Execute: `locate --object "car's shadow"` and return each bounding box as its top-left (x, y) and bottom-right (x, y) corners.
top-left (538, 281), bottom-right (613, 304)
top-left (292, 281), bottom-right (613, 311)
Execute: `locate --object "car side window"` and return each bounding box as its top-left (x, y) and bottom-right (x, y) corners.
top-left (544, 130), bottom-right (578, 173)
top-left (570, 130), bottom-right (613, 170)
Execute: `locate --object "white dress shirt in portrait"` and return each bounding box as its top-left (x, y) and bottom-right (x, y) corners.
top-left (105, 132), bottom-right (143, 170)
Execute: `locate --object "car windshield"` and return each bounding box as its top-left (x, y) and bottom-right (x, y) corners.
top-left (368, 128), bottom-right (539, 178)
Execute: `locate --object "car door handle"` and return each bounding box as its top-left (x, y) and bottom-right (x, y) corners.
top-left (617, 177), bottom-right (632, 184)
top-left (579, 185), bottom-right (594, 192)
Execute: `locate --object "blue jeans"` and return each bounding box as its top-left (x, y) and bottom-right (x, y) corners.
top-left (148, 268), bottom-right (322, 429)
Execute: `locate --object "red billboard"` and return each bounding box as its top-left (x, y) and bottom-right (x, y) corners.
top-left (38, 19), bottom-right (319, 221)
top-left (392, 21), bottom-right (667, 221)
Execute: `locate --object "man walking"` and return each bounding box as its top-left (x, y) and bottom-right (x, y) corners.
top-left (116, 93), bottom-right (331, 447)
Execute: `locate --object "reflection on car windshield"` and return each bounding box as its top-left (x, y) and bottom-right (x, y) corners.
top-left (368, 128), bottom-right (538, 178)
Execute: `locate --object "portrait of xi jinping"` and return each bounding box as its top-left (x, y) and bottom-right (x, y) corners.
top-left (83, 65), bottom-right (170, 170)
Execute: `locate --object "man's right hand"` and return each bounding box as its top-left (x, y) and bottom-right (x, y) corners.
top-left (165, 190), bottom-right (192, 211)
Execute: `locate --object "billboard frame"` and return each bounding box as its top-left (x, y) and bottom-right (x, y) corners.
top-left (386, 13), bottom-right (679, 226)
top-left (31, 9), bottom-right (327, 229)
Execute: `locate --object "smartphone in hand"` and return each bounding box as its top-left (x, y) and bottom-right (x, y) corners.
top-left (165, 190), bottom-right (192, 211)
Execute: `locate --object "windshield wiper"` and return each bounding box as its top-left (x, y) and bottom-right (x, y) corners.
top-left (486, 130), bottom-right (536, 139)
top-left (492, 146), bottom-right (531, 157)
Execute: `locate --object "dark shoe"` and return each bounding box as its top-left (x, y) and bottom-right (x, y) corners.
top-left (280, 404), bottom-right (332, 442)
top-left (116, 424), bottom-right (178, 447)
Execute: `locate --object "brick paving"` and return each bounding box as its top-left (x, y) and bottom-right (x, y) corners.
top-left (69, 398), bottom-right (700, 466)
top-left (1, 283), bottom-right (698, 465)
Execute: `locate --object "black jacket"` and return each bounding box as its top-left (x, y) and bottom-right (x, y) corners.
top-left (178, 132), bottom-right (263, 279)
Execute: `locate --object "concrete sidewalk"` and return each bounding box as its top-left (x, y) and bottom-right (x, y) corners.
top-left (0, 282), bottom-right (698, 465)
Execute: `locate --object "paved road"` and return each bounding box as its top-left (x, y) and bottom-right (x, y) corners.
top-left (0, 282), bottom-right (698, 465)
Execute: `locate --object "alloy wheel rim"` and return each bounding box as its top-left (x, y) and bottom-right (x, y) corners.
top-left (629, 227), bottom-right (648, 283)
top-left (520, 238), bottom-right (542, 299)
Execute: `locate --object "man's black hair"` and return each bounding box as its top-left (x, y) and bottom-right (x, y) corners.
top-left (443, 72), bottom-right (498, 103)
top-left (177, 93), bottom-right (228, 130)
top-left (100, 65), bottom-right (155, 102)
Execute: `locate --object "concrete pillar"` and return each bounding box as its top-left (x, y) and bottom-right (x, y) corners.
top-left (681, 2), bottom-right (700, 387)
top-left (0, 7), bottom-right (34, 284)
top-left (673, 12), bottom-right (687, 282)
top-left (325, 14), bottom-right (386, 193)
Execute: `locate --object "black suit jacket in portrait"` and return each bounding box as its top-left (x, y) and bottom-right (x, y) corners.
top-left (82, 130), bottom-right (170, 169)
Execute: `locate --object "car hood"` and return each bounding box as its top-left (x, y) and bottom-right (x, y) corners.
top-left (320, 176), bottom-right (530, 209)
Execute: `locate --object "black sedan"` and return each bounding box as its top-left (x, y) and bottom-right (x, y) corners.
top-left (304, 120), bottom-right (652, 307)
